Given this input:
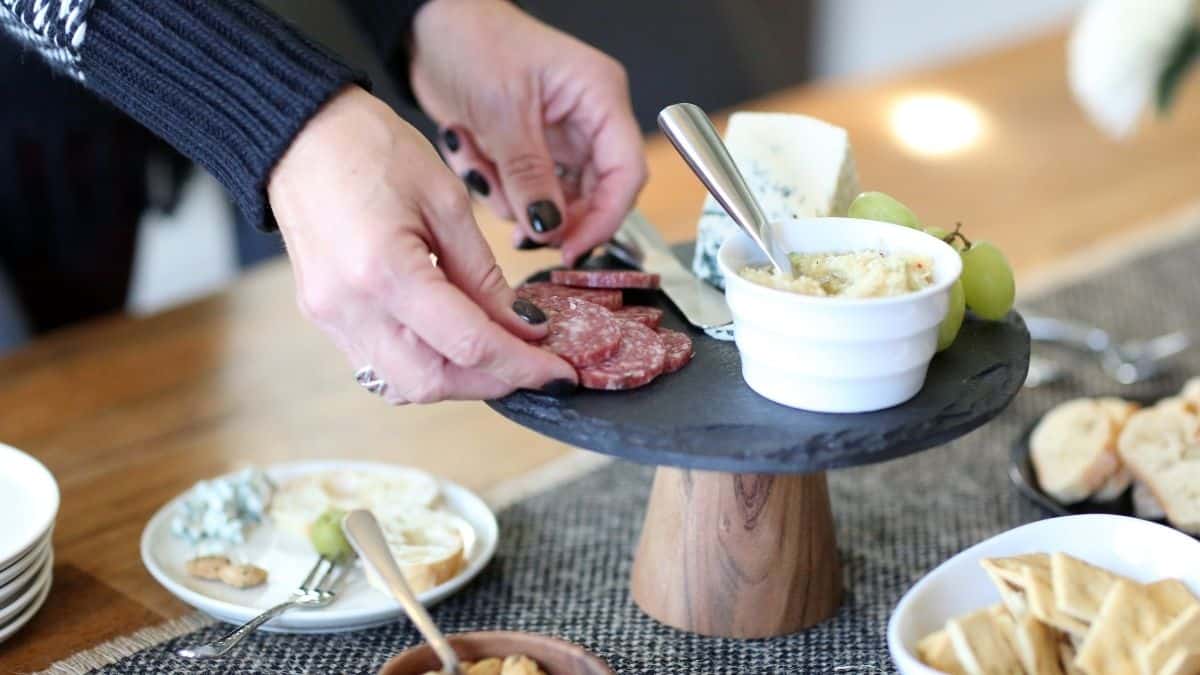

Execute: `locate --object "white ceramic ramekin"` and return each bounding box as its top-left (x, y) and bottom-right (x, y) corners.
top-left (717, 217), bottom-right (962, 413)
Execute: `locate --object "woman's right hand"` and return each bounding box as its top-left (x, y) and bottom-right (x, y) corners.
top-left (267, 86), bottom-right (577, 404)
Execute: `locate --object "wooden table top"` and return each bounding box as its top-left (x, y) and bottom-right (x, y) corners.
top-left (4, 29), bottom-right (1200, 672)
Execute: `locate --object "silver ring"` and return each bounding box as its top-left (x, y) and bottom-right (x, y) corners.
top-left (354, 365), bottom-right (388, 396)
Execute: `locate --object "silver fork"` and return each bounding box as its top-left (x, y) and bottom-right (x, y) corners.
top-left (177, 556), bottom-right (347, 659)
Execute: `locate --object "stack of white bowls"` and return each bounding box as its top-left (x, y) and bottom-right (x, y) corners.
top-left (0, 443), bottom-right (58, 644)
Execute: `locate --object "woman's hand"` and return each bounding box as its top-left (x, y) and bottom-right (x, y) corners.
top-left (410, 0), bottom-right (648, 265)
top-left (268, 86), bottom-right (577, 404)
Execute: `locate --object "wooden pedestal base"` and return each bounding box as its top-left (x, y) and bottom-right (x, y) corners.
top-left (630, 467), bottom-right (842, 638)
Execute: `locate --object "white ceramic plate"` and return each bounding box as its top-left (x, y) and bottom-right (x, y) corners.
top-left (0, 543), bottom-right (50, 610)
top-left (141, 460), bottom-right (499, 633)
top-left (0, 531), bottom-right (50, 588)
top-left (0, 560), bottom-right (52, 644)
top-left (0, 444), bottom-right (58, 568)
top-left (0, 548), bottom-right (52, 627)
top-left (888, 514), bottom-right (1200, 674)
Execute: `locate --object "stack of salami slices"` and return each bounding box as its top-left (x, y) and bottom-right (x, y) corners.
top-left (517, 270), bottom-right (694, 391)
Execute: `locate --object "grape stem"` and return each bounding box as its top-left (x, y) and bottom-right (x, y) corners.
top-left (942, 222), bottom-right (972, 249)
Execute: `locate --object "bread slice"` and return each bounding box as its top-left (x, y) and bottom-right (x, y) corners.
top-left (1052, 552), bottom-right (1132, 623)
top-left (1178, 378), bottom-right (1200, 409)
top-left (1142, 604), bottom-right (1200, 675)
top-left (1032, 399), bottom-right (1121, 504)
top-left (918, 629), bottom-right (967, 675)
top-left (1118, 404), bottom-right (1200, 534)
top-left (269, 468), bottom-right (442, 537)
top-left (365, 508), bottom-right (472, 594)
top-left (1075, 580), bottom-right (1174, 675)
top-left (1135, 481), bottom-right (1169, 520)
top-left (947, 606), bottom-right (1024, 675)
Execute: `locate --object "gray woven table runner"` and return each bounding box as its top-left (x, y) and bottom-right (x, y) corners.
top-left (94, 234), bottom-right (1200, 674)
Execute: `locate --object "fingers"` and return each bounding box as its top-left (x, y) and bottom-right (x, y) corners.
top-left (436, 125), bottom-right (514, 221)
top-left (351, 319), bottom-right (516, 404)
top-left (560, 112), bottom-right (648, 266)
top-left (419, 177), bottom-right (548, 342)
top-left (393, 270), bottom-right (578, 392)
top-left (476, 101), bottom-right (567, 246)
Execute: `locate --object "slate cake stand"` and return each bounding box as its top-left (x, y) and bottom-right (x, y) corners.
top-left (488, 251), bottom-right (1030, 639)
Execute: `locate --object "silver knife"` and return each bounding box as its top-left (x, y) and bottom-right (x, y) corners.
top-left (608, 211), bottom-right (732, 330)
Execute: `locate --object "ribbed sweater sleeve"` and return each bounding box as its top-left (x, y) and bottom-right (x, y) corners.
top-left (0, 0), bottom-right (370, 231)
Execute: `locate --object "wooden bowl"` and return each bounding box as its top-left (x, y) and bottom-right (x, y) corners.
top-left (377, 631), bottom-right (613, 675)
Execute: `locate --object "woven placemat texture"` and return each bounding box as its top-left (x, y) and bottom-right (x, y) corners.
top-left (88, 235), bottom-right (1200, 674)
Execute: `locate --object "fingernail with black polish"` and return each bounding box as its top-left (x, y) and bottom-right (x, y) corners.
top-left (540, 378), bottom-right (577, 396)
top-left (516, 237), bottom-right (547, 251)
top-left (442, 128), bottom-right (460, 153)
top-left (463, 170), bottom-right (489, 197)
top-left (512, 298), bottom-right (547, 325)
top-left (527, 200), bottom-right (562, 233)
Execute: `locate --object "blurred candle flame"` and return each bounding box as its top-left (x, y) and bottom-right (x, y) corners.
top-left (888, 93), bottom-right (985, 157)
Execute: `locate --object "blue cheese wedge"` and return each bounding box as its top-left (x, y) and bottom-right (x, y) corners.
top-left (692, 112), bottom-right (859, 288)
top-left (170, 467), bottom-right (273, 553)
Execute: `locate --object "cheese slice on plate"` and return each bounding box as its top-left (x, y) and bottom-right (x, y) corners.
top-left (691, 111), bottom-right (859, 288)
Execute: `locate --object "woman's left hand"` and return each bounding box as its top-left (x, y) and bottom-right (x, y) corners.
top-left (410, 0), bottom-right (648, 266)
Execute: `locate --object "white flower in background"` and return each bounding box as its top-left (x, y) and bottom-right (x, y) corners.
top-left (1068, 0), bottom-right (1199, 137)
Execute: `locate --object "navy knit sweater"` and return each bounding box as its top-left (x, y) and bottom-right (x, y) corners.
top-left (0, 0), bottom-right (429, 231)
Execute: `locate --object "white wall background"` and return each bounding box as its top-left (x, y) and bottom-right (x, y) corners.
top-left (128, 1), bottom-right (1090, 314)
top-left (811, 0), bottom-right (1086, 81)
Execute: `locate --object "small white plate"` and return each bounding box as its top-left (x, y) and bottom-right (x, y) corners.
top-left (0, 543), bottom-right (50, 610)
top-left (141, 461), bottom-right (499, 633)
top-left (0, 444), bottom-right (58, 568)
top-left (888, 514), bottom-right (1200, 674)
top-left (0, 560), bottom-right (52, 645)
top-left (0, 531), bottom-right (50, 588)
top-left (0, 548), bottom-right (52, 627)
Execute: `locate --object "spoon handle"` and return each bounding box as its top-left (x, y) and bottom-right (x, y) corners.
top-left (657, 103), bottom-right (787, 273)
top-left (343, 510), bottom-right (463, 675)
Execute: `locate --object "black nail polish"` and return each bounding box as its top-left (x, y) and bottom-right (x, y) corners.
top-left (442, 128), bottom-right (460, 153)
top-left (463, 170), bottom-right (490, 197)
top-left (527, 200), bottom-right (562, 234)
top-left (516, 237), bottom-right (547, 251)
top-left (540, 378), bottom-right (577, 396)
top-left (512, 298), bottom-right (547, 325)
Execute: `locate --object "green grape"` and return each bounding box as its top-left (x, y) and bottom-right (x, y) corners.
top-left (847, 191), bottom-right (921, 229)
top-left (938, 279), bottom-right (966, 351)
top-left (923, 226), bottom-right (950, 241)
top-left (309, 508), bottom-right (353, 560)
top-left (960, 242), bottom-right (1015, 320)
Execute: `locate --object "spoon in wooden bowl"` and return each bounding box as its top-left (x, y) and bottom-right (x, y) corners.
top-left (342, 510), bottom-right (465, 675)
top-left (657, 102), bottom-right (793, 277)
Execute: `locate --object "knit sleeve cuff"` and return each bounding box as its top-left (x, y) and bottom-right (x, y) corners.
top-left (79, 0), bottom-right (370, 231)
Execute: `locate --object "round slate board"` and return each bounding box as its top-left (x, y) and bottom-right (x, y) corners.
top-left (488, 246), bottom-right (1030, 474)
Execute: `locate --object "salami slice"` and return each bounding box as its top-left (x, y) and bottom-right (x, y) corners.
top-left (516, 282), bottom-right (622, 311)
top-left (613, 305), bottom-right (663, 329)
top-left (656, 328), bottom-right (694, 373)
top-left (550, 269), bottom-right (660, 290)
top-left (579, 320), bottom-right (666, 390)
top-left (534, 296), bottom-right (620, 368)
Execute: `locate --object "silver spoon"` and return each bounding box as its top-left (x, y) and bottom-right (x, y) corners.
top-left (657, 103), bottom-right (793, 277)
top-left (342, 510), bottom-right (464, 675)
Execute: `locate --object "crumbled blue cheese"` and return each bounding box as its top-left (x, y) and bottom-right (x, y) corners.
top-left (692, 112), bottom-right (860, 288)
top-left (171, 468), bottom-right (273, 553)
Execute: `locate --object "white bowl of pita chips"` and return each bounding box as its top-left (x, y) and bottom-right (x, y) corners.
top-left (889, 514), bottom-right (1200, 675)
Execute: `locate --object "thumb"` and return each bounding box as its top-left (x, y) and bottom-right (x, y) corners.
top-left (484, 110), bottom-right (567, 245)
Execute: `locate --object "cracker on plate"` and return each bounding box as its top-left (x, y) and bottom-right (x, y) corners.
top-left (1075, 580), bottom-right (1174, 675)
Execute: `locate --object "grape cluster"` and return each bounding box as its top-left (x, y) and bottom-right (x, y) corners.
top-left (847, 191), bottom-right (1015, 351)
